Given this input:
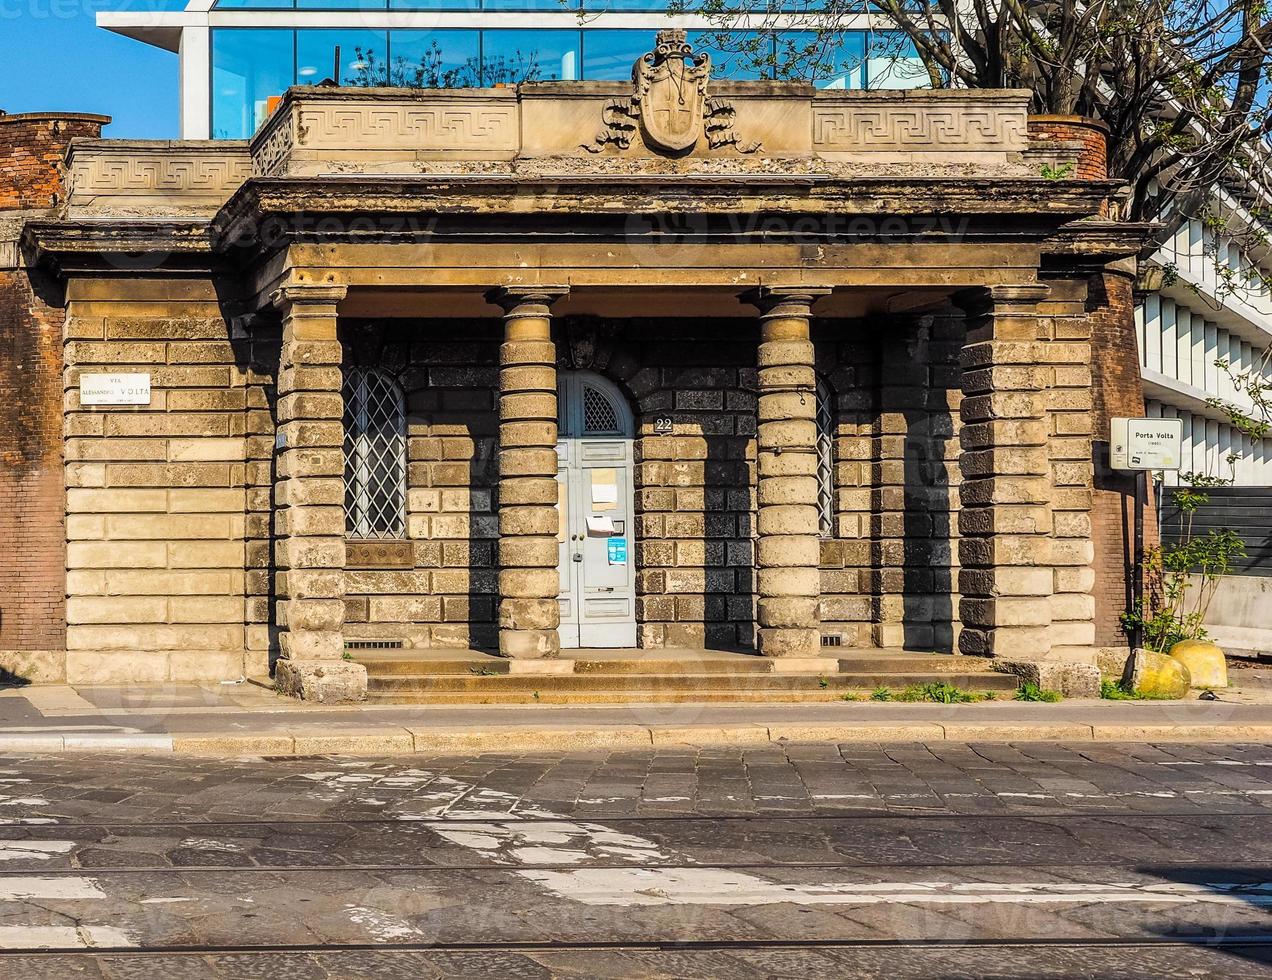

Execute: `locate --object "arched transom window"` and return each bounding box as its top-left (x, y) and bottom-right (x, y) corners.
top-left (342, 367), bottom-right (407, 539)
top-left (815, 376), bottom-right (835, 538)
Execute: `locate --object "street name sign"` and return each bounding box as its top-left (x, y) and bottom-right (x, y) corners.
top-left (79, 373), bottom-right (152, 406)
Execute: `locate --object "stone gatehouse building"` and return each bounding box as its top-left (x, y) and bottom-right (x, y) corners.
top-left (1, 34), bottom-right (1149, 700)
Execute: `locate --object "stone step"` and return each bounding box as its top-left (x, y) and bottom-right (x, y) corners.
top-left (355, 653), bottom-right (995, 677)
top-left (363, 686), bottom-right (1009, 705)
top-left (366, 671), bottom-right (1018, 695)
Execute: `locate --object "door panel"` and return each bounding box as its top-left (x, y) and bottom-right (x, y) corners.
top-left (556, 372), bottom-right (636, 649)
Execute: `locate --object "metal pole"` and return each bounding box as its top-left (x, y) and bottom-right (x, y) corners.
top-left (1131, 470), bottom-right (1145, 650)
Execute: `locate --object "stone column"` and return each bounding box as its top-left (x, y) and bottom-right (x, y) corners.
top-left (487, 286), bottom-right (568, 659)
top-left (270, 284), bottom-right (365, 702)
top-left (747, 286), bottom-right (831, 658)
top-left (954, 284), bottom-right (1055, 659)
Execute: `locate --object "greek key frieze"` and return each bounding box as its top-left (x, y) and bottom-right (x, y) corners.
top-left (69, 154), bottom-right (252, 195)
top-left (813, 104), bottom-right (1028, 150)
top-left (298, 104), bottom-right (519, 151)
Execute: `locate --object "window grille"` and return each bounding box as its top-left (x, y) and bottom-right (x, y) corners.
top-left (582, 383), bottom-right (621, 434)
top-left (342, 367), bottom-right (407, 539)
top-left (815, 376), bottom-right (835, 538)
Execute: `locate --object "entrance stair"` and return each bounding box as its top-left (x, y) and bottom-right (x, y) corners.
top-left (351, 648), bottom-right (1020, 704)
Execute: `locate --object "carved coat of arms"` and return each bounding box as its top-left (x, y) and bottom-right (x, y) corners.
top-left (635, 30), bottom-right (710, 153)
top-left (584, 30), bottom-right (761, 156)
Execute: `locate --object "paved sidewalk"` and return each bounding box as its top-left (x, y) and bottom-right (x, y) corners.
top-left (2, 679), bottom-right (1272, 754)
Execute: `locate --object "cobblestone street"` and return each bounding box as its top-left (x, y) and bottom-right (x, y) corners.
top-left (0, 741), bottom-right (1268, 976)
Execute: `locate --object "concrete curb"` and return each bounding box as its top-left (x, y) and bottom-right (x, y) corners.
top-left (0, 722), bottom-right (1270, 755)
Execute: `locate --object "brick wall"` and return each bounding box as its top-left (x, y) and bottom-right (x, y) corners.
top-left (0, 112), bottom-right (107, 657)
top-left (0, 114), bottom-right (109, 211)
top-left (1027, 116), bottom-right (1109, 182)
top-left (1086, 266), bottom-right (1155, 649)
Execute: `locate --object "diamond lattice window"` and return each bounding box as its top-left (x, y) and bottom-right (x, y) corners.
top-left (343, 367), bottom-right (407, 539)
top-left (815, 376), bottom-right (835, 538)
top-left (583, 384), bottom-right (620, 434)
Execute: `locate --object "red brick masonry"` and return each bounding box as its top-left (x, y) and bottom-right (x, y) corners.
top-left (0, 113), bottom-right (108, 652)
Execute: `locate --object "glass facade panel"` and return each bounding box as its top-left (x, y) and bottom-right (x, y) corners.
top-left (296, 0), bottom-right (387, 7)
top-left (865, 30), bottom-right (928, 89)
top-left (209, 27), bottom-right (909, 138)
top-left (213, 0), bottom-right (295, 8)
top-left (297, 29), bottom-right (390, 85)
top-left (389, 0), bottom-right (479, 9)
top-left (779, 30), bottom-right (865, 88)
top-left (480, 30), bottom-right (580, 83)
top-left (581, 30), bottom-right (650, 80)
top-left (688, 31), bottom-right (768, 80)
top-left (484, 0), bottom-right (579, 7)
top-left (580, 0), bottom-right (668, 11)
top-left (212, 29), bottom-right (294, 139)
top-left (388, 31), bottom-right (483, 86)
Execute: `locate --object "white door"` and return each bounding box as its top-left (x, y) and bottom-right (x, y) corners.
top-left (557, 371), bottom-right (637, 649)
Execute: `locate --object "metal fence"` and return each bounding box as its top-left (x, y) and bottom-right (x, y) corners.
top-left (1158, 485), bottom-right (1272, 578)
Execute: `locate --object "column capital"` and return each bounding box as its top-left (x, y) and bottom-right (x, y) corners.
top-left (953, 284), bottom-right (1050, 318)
top-left (486, 285), bottom-right (570, 313)
top-left (270, 283), bottom-right (348, 312)
top-left (743, 285), bottom-right (833, 313)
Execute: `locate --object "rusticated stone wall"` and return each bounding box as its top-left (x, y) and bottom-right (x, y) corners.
top-left (62, 279), bottom-right (262, 684)
top-left (814, 315), bottom-right (964, 653)
top-left (340, 321), bottom-right (501, 650)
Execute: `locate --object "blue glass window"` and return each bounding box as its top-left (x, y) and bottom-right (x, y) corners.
top-left (580, 0), bottom-right (665, 11)
top-left (388, 31), bottom-right (483, 86)
top-left (865, 30), bottom-right (928, 89)
top-left (480, 30), bottom-right (580, 83)
top-left (389, 0), bottom-right (479, 9)
top-left (211, 29), bottom-right (294, 139)
top-left (780, 30), bottom-right (865, 88)
top-left (297, 29), bottom-right (390, 85)
top-left (581, 31), bottom-right (650, 80)
top-left (688, 31), bottom-right (769, 80)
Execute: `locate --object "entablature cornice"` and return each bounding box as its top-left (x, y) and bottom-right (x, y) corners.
top-left (20, 218), bottom-right (223, 277)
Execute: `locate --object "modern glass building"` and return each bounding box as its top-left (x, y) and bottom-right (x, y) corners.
top-left (98, 1), bottom-right (926, 138)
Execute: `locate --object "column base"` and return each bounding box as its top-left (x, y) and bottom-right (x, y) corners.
top-left (499, 629), bottom-right (561, 659)
top-left (275, 659), bottom-right (367, 703)
top-left (758, 627), bottom-right (821, 658)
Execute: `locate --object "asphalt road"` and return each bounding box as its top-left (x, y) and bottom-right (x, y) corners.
top-left (0, 741), bottom-right (1270, 978)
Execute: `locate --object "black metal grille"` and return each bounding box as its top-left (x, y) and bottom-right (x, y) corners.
top-left (342, 367), bottom-right (407, 539)
top-left (583, 384), bottom-right (620, 433)
top-left (815, 376), bottom-right (835, 538)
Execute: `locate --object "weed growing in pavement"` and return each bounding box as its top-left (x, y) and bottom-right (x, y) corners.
top-left (870, 686), bottom-right (893, 701)
top-left (840, 692), bottom-right (864, 702)
top-left (818, 676), bottom-right (830, 689)
top-left (1014, 682), bottom-right (1063, 703)
top-left (1099, 678), bottom-right (1175, 700)
top-left (897, 682), bottom-right (983, 704)
top-left (341, 651), bottom-right (354, 661)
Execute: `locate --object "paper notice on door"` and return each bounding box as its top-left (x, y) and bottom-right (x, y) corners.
top-left (586, 515), bottom-right (615, 536)
top-left (590, 468), bottom-right (618, 510)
